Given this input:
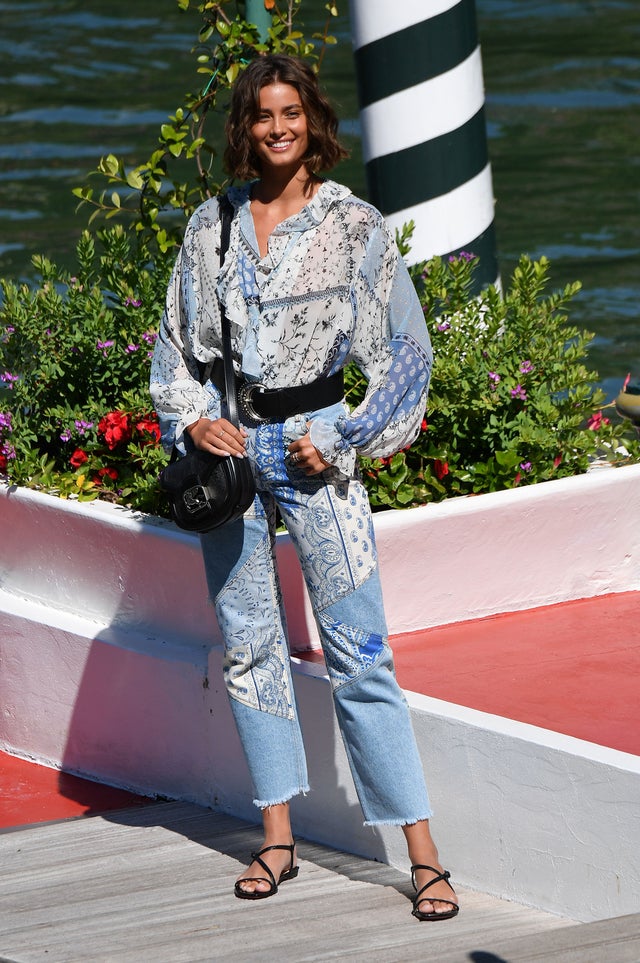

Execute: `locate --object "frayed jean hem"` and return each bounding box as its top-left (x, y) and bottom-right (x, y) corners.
top-left (253, 785), bottom-right (310, 810)
top-left (363, 811), bottom-right (433, 828)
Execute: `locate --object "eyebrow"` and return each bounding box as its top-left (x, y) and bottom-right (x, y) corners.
top-left (258, 103), bottom-right (303, 113)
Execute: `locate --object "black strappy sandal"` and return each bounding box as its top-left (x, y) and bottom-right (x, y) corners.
top-left (411, 864), bottom-right (459, 921)
top-left (234, 842), bottom-right (299, 901)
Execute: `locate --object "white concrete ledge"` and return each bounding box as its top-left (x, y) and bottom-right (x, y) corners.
top-left (1, 465), bottom-right (639, 922)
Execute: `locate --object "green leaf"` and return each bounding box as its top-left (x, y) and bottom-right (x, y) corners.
top-left (125, 170), bottom-right (144, 190)
top-left (101, 154), bottom-right (120, 176)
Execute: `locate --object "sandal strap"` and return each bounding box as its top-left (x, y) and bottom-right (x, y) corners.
top-left (252, 842), bottom-right (295, 874)
top-left (246, 853), bottom-right (277, 891)
top-left (411, 864), bottom-right (456, 905)
top-left (240, 842), bottom-right (296, 891)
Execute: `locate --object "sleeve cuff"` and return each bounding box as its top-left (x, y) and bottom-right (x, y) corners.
top-left (309, 417), bottom-right (357, 477)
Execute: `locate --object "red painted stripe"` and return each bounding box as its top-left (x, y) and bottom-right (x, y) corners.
top-left (0, 753), bottom-right (152, 829)
top-left (391, 591), bottom-right (640, 755)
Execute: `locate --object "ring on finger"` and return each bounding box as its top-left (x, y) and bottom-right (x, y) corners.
top-left (218, 428), bottom-right (225, 438)
top-left (290, 452), bottom-right (300, 464)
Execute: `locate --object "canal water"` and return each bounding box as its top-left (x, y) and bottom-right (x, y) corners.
top-left (0, 0), bottom-right (638, 398)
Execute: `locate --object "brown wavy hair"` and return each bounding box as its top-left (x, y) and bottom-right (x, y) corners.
top-left (224, 54), bottom-right (348, 180)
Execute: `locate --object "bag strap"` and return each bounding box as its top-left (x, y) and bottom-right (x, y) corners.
top-left (217, 195), bottom-right (241, 428)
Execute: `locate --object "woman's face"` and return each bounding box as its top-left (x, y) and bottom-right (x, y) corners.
top-left (249, 82), bottom-right (309, 174)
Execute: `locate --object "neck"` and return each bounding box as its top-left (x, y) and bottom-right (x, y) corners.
top-left (253, 166), bottom-right (319, 206)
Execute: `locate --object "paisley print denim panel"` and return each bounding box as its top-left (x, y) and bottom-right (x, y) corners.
top-left (217, 526), bottom-right (296, 720)
top-left (316, 615), bottom-right (387, 690)
top-left (253, 419), bottom-right (378, 612)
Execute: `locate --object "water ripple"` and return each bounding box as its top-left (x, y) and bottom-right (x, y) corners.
top-left (6, 107), bottom-right (171, 126)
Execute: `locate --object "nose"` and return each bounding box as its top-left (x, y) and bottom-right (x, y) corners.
top-left (269, 114), bottom-right (285, 137)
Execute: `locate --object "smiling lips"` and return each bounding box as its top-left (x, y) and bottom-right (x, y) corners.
top-left (268, 139), bottom-right (294, 151)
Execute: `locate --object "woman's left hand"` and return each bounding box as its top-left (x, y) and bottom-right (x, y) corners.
top-left (288, 430), bottom-right (331, 475)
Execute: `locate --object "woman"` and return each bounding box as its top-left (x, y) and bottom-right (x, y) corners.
top-left (150, 54), bottom-right (458, 922)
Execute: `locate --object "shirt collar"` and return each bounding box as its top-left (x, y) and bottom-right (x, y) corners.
top-left (227, 179), bottom-right (351, 237)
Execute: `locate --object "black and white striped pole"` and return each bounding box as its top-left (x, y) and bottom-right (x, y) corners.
top-left (348, 0), bottom-right (498, 291)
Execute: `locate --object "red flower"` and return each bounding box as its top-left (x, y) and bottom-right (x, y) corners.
top-left (0, 453), bottom-right (7, 473)
top-left (586, 411), bottom-right (610, 431)
top-left (434, 459), bottom-right (449, 480)
top-left (70, 448), bottom-right (88, 468)
top-left (553, 455), bottom-right (562, 469)
top-left (97, 466), bottom-right (118, 481)
top-left (98, 411), bottom-right (132, 450)
top-left (420, 418), bottom-right (428, 432)
top-left (514, 471), bottom-right (522, 487)
top-left (135, 415), bottom-right (161, 445)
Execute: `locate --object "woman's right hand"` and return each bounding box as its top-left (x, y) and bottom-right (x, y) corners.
top-left (186, 417), bottom-right (248, 458)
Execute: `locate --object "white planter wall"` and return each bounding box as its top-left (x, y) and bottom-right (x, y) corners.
top-left (1, 465), bottom-right (640, 921)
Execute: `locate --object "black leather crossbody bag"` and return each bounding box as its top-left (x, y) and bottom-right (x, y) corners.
top-left (158, 197), bottom-right (256, 533)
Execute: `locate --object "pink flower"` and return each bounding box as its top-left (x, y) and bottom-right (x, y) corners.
top-left (510, 384), bottom-right (527, 401)
top-left (96, 339), bottom-right (115, 357)
top-left (586, 411), bottom-right (610, 431)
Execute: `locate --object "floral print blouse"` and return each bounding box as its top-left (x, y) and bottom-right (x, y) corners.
top-left (150, 179), bottom-right (432, 477)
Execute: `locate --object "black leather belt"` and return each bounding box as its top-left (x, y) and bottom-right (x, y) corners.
top-left (210, 359), bottom-right (344, 423)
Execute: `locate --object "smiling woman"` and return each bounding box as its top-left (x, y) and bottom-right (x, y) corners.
top-left (148, 51), bottom-right (461, 921)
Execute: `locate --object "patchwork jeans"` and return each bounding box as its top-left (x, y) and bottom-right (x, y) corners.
top-left (199, 410), bottom-right (432, 825)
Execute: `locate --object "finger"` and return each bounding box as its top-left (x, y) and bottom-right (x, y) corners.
top-left (217, 418), bottom-right (248, 438)
top-left (208, 423), bottom-right (247, 457)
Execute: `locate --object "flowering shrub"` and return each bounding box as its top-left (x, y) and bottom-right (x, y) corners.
top-left (0, 228), bottom-right (173, 513)
top-left (2, 225), bottom-right (638, 515)
top-left (0, 410), bottom-right (15, 473)
top-left (348, 240), bottom-right (639, 510)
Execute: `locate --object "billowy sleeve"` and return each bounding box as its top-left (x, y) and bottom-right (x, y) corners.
top-left (150, 201), bottom-right (223, 452)
top-left (310, 215), bottom-right (432, 474)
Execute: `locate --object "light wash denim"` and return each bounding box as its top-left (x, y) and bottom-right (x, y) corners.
top-left (200, 406), bottom-right (432, 825)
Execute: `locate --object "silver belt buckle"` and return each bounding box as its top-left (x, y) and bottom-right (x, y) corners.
top-left (238, 381), bottom-right (269, 423)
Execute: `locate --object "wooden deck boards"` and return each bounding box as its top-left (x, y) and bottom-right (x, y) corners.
top-left (0, 799), bottom-right (611, 963)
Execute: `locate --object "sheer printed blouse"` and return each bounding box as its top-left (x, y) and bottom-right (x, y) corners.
top-left (150, 179), bottom-right (432, 477)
